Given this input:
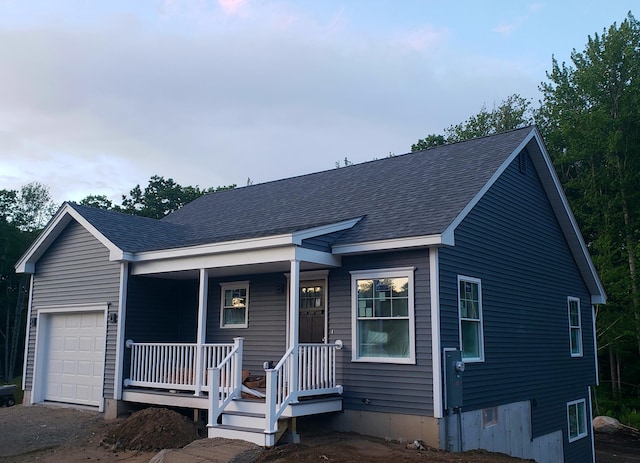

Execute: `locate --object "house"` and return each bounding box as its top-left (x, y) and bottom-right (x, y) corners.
top-left (15, 126), bottom-right (605, 463)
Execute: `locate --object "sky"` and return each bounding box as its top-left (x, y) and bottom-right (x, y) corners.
top-left (0, 1), bottom-right (636, 205)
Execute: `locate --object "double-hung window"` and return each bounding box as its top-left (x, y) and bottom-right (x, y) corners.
top-left (567, 399), bottom-right (588, 442)
top-left (568, 297), bottom-right (582, 357)
top-left (458, 275), bottom-right (484, 362)
top-left (220, 281), bottom-right (249, 328)
top-left (351, 267), bottom-right (415, 364)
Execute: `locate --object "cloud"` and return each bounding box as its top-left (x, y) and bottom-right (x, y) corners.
top-left (493, 3), bottom-right (544, 36)
top-left (0, 9), bottom-right (538, 203)
top-left (396, 25), bottom-right (449, 53)
top-left (218, 0), bottom-right (248, 16)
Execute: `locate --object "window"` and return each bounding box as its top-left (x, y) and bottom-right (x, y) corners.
top-left (220, 282), bottom-right (249, 328)
top-left (351, 268), bottom-right (415, 364)
top-left (482, 407), bottom-right (499, 428)
top-left (567, 399), bottom-right (588, 442)
top-left (458, 276), bottom-right (484, 362)
top-left (568, 297), bottom-right (582, 357)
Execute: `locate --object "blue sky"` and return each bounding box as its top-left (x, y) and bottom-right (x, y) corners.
top-left (0, 1), bottom-right (635, 204)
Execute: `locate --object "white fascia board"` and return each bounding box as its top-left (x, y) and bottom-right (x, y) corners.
top-left (131, 233), bottom-right (294, 262)
top-left (15, 203), bottom-right (124, 273)
top-left (291, 217), bottom-right (363, 245)
top-left (131, 246), bottom-right (297, 275)
top-left (131, 244), bottom-right (341, 276)
top-left (332, 233), bottom-right (449, 255)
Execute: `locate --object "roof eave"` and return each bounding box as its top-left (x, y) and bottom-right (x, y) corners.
top-left (14, 203), bottom-right (125, 274)
top-left (332, 232), bottom-right (452, 255)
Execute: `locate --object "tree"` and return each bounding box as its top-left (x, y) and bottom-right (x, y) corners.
top-left (118, 175), bottom-right (235, 219)
top-left (0, 185), bottom-right (55, 380)
top-left (538, 12), bottom-right (640, 396)
top-left (2, 183), bottom-right (58, 232)
top-left (411, 94), bottom-right (534, 151)
top-left (79, 195), bottom-right (116, 211)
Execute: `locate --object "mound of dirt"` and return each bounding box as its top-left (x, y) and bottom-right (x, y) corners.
top-left (101, 407), bottom-right (199, 452)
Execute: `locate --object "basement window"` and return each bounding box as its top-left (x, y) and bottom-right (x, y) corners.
top-left (567, 399), bottom-right (588, 442)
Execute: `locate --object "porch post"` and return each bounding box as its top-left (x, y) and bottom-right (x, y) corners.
top-left (289, 259), bottom-right (300, 401)
top-left (194, 268), bottom-right (209, 396)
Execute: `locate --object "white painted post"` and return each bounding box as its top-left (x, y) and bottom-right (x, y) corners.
top-left (289, 259), bottom-right (300, 402)
top-left (265, 368), bottom-right (277, 433)
top-left (195, 269), bottom-right (209, 396)
top-left (208, 367), bottom-right (219, 427)
top-left (233, 337), bottom-right (244, 399)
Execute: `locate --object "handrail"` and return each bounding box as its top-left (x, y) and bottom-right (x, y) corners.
top-left (264, 341), bottom-right (343, 433)
top-left (208, 337), bottom-right (244, 427)
top-left (265, 345), bottom-right (296, 433)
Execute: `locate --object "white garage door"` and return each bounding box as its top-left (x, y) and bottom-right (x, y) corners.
top-left (44, 311), bottom-right (105, 407)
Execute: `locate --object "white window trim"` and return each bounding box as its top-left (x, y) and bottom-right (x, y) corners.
top-left (350, 267), bottom-right (416, 365)
top-left (457, 275), bottom-right (485, 363)
top-left (568, 296), bottom-right (583, 357)
top-left (219, 281), bottom-right (250, 329)
top-left (567, 398), bottom-right (588, 442)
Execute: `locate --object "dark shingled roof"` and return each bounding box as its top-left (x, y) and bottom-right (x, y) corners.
top-left (71, 127), bottom-right (534, 253)
top-left (67, 203), bottom-right (186, 252)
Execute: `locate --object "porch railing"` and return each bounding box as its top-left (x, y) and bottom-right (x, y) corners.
top-left (208, 337), bottom-right (244, 427)
top-left (265, 341), bottom-right (343, 433)
top-left (124, 340), bottom-right (235, 391)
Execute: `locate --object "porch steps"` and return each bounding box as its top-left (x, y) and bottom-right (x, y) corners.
top-left (208, 401), bottom-right (288, 447)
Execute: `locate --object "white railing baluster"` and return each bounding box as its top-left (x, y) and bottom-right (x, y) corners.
top-left (125, 341), bottom-right (235, 391)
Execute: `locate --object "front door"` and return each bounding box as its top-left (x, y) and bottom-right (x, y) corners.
top-left (299, 280), bottom-right (326, 343)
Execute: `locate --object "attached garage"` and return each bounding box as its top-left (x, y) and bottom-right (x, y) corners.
top-left (34, 308), bottom-right (107, 408)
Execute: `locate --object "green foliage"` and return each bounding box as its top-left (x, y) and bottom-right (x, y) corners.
top-left (88, 175), bottom-right (236, 220)
top-left (411, 134), bottom-right (446, 152)
top-left (412, 94), bottom-right (534, 151)
top-left (539, 12), bottom-right (640, 396)
top-left (0, 183), bottom-right (58, 232)
top-left (594, 385), bottom-right (640, 428)
top-left (0, 187), bottom-right (46, 380)
top-left (80, 194), bottom-right (115, 210)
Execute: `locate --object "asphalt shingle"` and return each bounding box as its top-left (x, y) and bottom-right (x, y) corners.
top-left (71, 127), bottom-right (534, 253)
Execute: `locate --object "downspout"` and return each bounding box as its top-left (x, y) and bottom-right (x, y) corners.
top-left (194, 268), bottom-right (209, 396)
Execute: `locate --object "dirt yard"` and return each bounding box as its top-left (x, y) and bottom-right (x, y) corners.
top-left (0, 404), bottom-right (638, 463)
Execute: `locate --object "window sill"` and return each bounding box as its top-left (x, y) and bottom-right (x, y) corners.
top-left (351, 356), bottom-right (416, 365)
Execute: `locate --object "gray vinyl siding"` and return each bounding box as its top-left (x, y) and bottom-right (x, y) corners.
top-left (439, 154), bottom-right (595, 462)
top-left (27, 220), bottom-right (121, 398)
top-left (207, 273), bottom-right (288, 373)
top-left (329, 250), bottom-right (433, 416)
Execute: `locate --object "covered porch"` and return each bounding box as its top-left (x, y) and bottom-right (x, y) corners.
top-left (116, 229), bottom-right (353, 446)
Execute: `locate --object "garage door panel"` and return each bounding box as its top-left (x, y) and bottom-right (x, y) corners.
top-left (43, 311), bottom-right (105, 407)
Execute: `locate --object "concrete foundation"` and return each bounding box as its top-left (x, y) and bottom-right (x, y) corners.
top-left (329, 409), bottom-right (442, 449)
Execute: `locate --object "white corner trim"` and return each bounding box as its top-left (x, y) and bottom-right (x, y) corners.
top-left (114, 262), bottom-right (129, 400)
top-left (430, 248), bottom-right (443, 418)
top-left (21, 275), bottom-right (34, 392)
